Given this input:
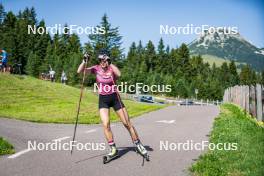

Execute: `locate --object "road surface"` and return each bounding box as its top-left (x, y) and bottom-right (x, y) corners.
top-left (0, 105), bottom-right (219, 176)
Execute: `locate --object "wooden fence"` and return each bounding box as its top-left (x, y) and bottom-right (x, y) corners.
top-left (223, 84), bottom-right (264, 121)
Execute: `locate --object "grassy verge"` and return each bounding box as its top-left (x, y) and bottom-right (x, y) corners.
top-left (0, 74), bottom-right (165, 124)
top-left (0, 137), bottom-right (15, 155)
top-left (190, 103), bottom-right (264, 176)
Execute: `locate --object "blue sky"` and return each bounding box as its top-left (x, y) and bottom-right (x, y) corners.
top-left (2, 0), bottom-right (264, 52)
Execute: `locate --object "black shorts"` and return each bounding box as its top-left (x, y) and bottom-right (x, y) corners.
top-left (99, 93), bottom-right (125, 111)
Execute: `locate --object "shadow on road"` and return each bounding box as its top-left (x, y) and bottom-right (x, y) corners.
top-left (75, 145), bottom-right (153, 164)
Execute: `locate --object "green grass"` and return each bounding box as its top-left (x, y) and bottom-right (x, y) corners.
top-left (0, 73), bottom-right (164, 124)
top-left (202, 54), bottom-right (231, 67)
top-left (198, 54), bottom-right (246, 69)
top-left (190, 104), bottom-right (264, 176)
top-left (0, 137), bottom-right (15, 155)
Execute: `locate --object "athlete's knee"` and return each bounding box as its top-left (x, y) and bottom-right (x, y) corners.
top-left (123, 122), bottom-right (132, 129)
top-left (103, 123), bottom-right (111, 131)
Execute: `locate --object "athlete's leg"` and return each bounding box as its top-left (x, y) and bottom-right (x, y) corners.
top-left (99, 108), bottom-right (114, 142)
top-left (100, 108), bottom-right (118, 157)
top-left (116, 107), bottom-right (148, 156)
top-left (115, 107), bottom-right (139, 141)
top-left (2, 63), bottom-right (6, 72)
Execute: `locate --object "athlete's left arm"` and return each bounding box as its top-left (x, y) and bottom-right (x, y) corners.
top-left (110, 64), bottom-right (121, 78)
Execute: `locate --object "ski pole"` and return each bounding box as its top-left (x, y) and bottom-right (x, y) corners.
top-left (71, 53), bottom-right (89, 155)
top-left (110, 76), bottom-right (131, 133)
top-left (110, 77), bottom-right (125, 115)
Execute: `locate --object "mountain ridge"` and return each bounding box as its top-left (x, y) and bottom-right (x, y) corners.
top-left (188, 29), bottom-right (264, 70)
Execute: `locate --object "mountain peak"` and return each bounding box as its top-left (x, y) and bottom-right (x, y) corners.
top-left (190, 29), bottom-right (247, 48)
top-left (188, 30), bottom-right (264, 70)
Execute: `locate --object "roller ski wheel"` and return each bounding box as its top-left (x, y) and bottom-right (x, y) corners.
top-left (144, 153), bottom-right (150, 161)
top-left (103, 148), bottom-right (119, 164)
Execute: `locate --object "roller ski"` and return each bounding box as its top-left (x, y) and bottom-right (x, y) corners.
top-left (103, 145), bottom-right (119, 164)
top-left (134, 140), bottom-right (150, 165)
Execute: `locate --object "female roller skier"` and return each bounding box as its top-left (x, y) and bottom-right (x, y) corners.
top-left (77, 50), bottom-right (148, 163)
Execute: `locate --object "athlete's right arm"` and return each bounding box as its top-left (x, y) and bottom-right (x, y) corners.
top-left (77, 61), bottom-right (90, 74)
top-left (77, 61), bottom-right (85, 73)
top-left (77, 61), bottom-right (97, 74)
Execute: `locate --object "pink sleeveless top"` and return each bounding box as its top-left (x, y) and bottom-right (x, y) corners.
top-left (89, 65), bottom-right (117, 95)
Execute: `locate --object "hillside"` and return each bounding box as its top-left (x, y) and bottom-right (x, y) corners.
top-left (199, 54), bottom-right (246, 69)
top-left (0, 74), bottom-right (163, 124)
top-left (188, 29), bottom-right (264, 70)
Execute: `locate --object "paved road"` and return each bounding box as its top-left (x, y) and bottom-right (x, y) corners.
top-left (0, 106), bottom-right (219, 176)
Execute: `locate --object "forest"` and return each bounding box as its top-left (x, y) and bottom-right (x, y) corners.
top-left (0, 4), bottom-right (263, 100)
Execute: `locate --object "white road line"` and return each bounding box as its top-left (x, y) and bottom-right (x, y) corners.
top-left (84, 129), bottom-right (97, 133)
top-left (8, 130), bottom-right (96, 159)
top-left (156, 120), bottom-right (175, 124)
top-left (8, 148), bottom-right (32, 159)
top-left (52, 136), bottom-right (70, 142)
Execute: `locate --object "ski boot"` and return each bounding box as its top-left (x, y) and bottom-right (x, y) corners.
top-left (135, 141), bottom-right (150, 163)
top-left (103, 145), bottom-right (119, 164)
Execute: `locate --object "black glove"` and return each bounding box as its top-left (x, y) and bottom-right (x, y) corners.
top-left (83, 52), bottom-right (90, 63)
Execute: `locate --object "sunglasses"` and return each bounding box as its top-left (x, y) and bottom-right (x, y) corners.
top-left (100, 58), bottom-right (111, 63)
top-left (100, 59), bottom-right (108, 63)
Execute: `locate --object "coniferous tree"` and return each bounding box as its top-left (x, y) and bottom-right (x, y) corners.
top-left (175, 79), bottom-right (189, 98)
top-left (165, 45), bottom-right (170, 55)
top-left (89, 14), bottom-right (123, 64)
top-left (178, 43), bottom-right (191, 81)
top-left (1, 4), bottom-right (261, 100)
top-left (35, 20), bottom-right (50, 59)
top-left (240, 65), bottom-right (253, 85)
top-left (26, 52), bottom-right (41, 77)
top-left (220, 62), bottom-right (231, 87)
top-left (67, 52), bottom-right (82, 84)
top-left (144, 40), bottom-right (156, 72)
top-left (261, 71), bottom-right (264, 85)
top-left (136, 40), bottom-right (144, 68)
top-left (178, 43), bottom-right (189, 59)
top-left (157, 38), bottom-right (165, 73)
top-left (41, 41), bottom-right (54, 73)
top-left (126, 42), bottom-right (137, 66)
top-left (229, 60), bottom-right (239, 85)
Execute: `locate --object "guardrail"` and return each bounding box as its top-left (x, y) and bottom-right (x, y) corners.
top-left (120, 93), bottom-right (222, 106)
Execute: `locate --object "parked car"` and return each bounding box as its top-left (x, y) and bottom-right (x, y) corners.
top-left (139, 95), bottom-right (154, 103)
top-left (180, 100), bottom-right (194, 105)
